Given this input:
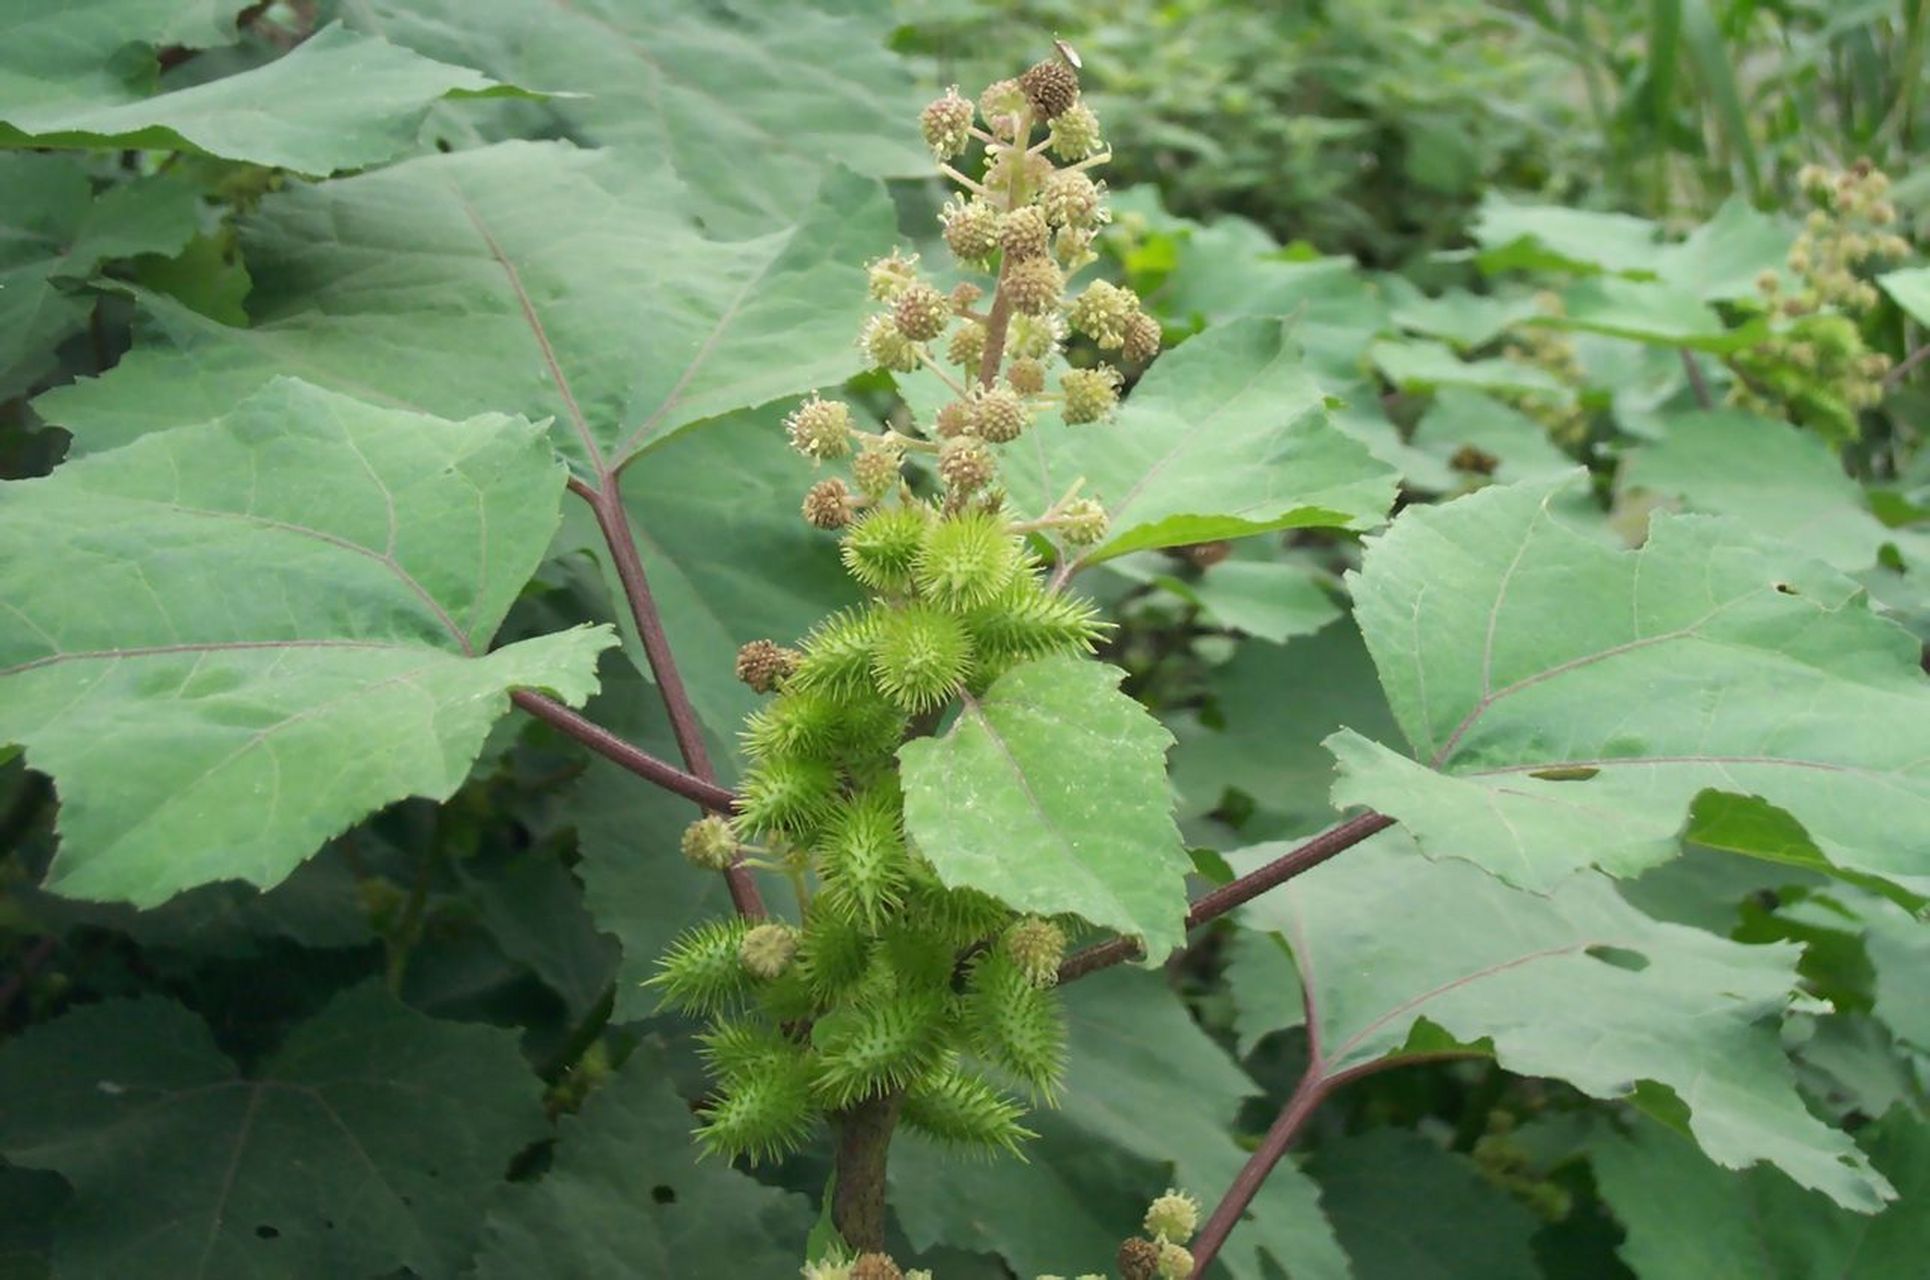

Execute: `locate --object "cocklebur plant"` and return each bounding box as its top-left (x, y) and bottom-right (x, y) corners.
top-left (649, 48), bottom-right (1164, 1256)
top-left (1728, 158), bottom-right (1911, 441)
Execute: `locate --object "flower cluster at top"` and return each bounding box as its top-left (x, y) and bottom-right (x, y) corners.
top-left (1732, 158), bottom-right (1911, 439)
top-left (785, 51), bottom-right (1161, 544)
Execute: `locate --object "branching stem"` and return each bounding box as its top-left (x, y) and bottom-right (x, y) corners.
top-left (510, 690), bottom-right (734, 809)
top-left (562, 475), bottom-right (765, 917)
top-left (1056, 811), bottom-right (1395, 982)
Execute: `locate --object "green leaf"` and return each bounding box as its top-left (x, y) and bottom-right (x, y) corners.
top-left (892, 968), bottom-right (1350, 1280)
top-left (1006, 318), bottom-right (1398, 565)
top-left (898, 656), bottom-right (1191, 962)
top-left (1472, 197), bottom-right (1661, 276)
top-left (1224, 927), bottom-right (1304, 1058)
top-left (0, 0), bottom-right (236, 109)
top-left (1589, 1110), bottom-right (1930, 1278)
top-left (1654, 197), bottom-right (1796, 302)
top-left (0, 378), bottom-right (614, 905)
top-left (1169, 618), bottom-right (1401, 841)
top-left (0, 154), bottom-right (198, 396)
top-left (1879, 266), bottom-right (1930, 326)
top-left (37, 143), bottom-right (896, 475)
top-left (1408, 389), bottom-right (1578, 488)
top-left (0, 983), bottom-right (546, 1279)
top-left (340, 0), bottom-right (927, 236)
top-left (1313, 1129), bottom-right (1542, 1280)
top-left (1371, 338), bottom-right (1572, 399)
top-left (1167, 559), bottom-right (1342, 645)
top-left (1239, 831), bottom-right (1895, 1210)
top-left (1623, 410), bottom-right (1922, 572)
top-left (470, 1040), bottom-right (813, 1277)
top-left (0, 23), bottom-right (535, 174)
top-left (1331, 473), bottom-right (1930, 898)
top-left (1384, 280), bottom-right (1542, 350)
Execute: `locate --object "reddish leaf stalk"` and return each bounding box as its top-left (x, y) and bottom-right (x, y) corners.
top-left (509, 690), bottom-right (734, 810)
top-left (565, 474), bottom-right (765, 917)
top-left (1190, 1069), bottom-right (1333, 1273)
top-left (1056, 811), bottom-right (1394, 982)
top-left (1679, 348), bottom-right (1714, 409)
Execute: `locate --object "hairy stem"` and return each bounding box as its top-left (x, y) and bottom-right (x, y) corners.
top-left (831, 1090), bottom-right (905, 1253)
top-left (568, 476), bottom-right (765, 918)
top-left (510, 690), bottom-right (734, 810)
top-left (1056, 812), bottom-right (1394, 982)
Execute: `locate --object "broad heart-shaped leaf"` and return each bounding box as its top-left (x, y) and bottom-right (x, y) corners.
top-left (1370, 338), bottom-right (1572, 399)
top-left (342, 0), bottom-right (927, 237)
top-left (1407, 388), bottom-right (1577, 490)
top-left (0, 0), bottom-right (234, 107)
top-left (0, 154), bottom-right (198, 397)
top-left (1588, 1110), bottom-right (1930, 1279)
top-left (1003, 317), bottom-right (1399, 567)
top-left (892, 967), bottom-right (1350, 1280)
top-left (0, 378), bottom-right (614, 906)
top-left (1652, 197), bottom-right (1798, 303)
top-left (1623, 410), bottom-right (1926, 573)
top-left (35, 142), bottom-right (896, 476)
top-left (1330, 472), bottom-right (1930, 898)
top-left (0, 983), bottom-right (546, 1280)
top-left (0, 22), bottom-right (534, 174)
top-left (898, 656), bottom-right (1191, 962)
top-left (470, 1040), bottom-right (813, 1277)
top-left (1237, 832), bottom-right (1894, 1211)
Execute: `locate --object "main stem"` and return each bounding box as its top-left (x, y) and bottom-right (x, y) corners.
top-left (571, 474), bottom-right (765, 917)
top-left (831, 1089), bottom-right (905, 1253)
top-left (1191, 1071), bottom-right (1330, 1273)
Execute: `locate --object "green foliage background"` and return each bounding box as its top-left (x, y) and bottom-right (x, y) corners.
top-left (2, 2), bottom-right (1927, 1277)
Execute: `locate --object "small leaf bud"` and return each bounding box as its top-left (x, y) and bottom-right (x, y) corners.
top-left (1000, 205), bottom-right (1052, 261)
top-left (942, 197), bottom-right (1002, 264)
top-left (866, 250), bottom-right (920, 302)
top-left (920, 86), bottom-right (974, 159)
top-left (939, 436), bottom-right (996, 495)
top-left (947, 321), bottom-right (987, 369)
top-left (1155, 1240), bottom-right (1194, 1279)
top-left (1006, 256), bottom-right (1065, 316)
top-left (951, 280), bottom-right (984, 312)
top-left (860, 314), bottom-right (922, 373)
top-left (1061, 365), bottom-right (1123, 424)
top-left (1059, 497), bottom-right (1108, 546)
top-left (1047, 101), bottom-right (1103, 160)
top-left (1122, 311), bottom-right (1163, 364)
top-left (681, 815), bottom-right (737, 870)
top-left (803, 477), bottom-right (856, 530)
top-left (739, 923), bottom-right (799, 979)
top-left (935, 399), bottom-right (974, 438)
top-left (852, 442), bottom-right (903, 498)
top-left (1040, 169), bottom-right (1105, 229)
top-left (971, 384), bottom-right (1032, 443)
top-left (735, 639), bottom-right (798, 693)
top-left (1144, 1189), bottom-right (1201, 1243)
top-left (785, 394), bottom-right (853, 461)
top-left (1118, 1237), bottom-right (1163, 1280)
top-left (1068, 281), bottom-right (1141, 348)
top-left (1018, 58), bottom-right (1080, 120)
top-left (1004, 916), bottom-right (1066, 986)
top-left (1007, 356), bottom-right (1047, 395)
top-left (894, 281), bottom-right (951, 342)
